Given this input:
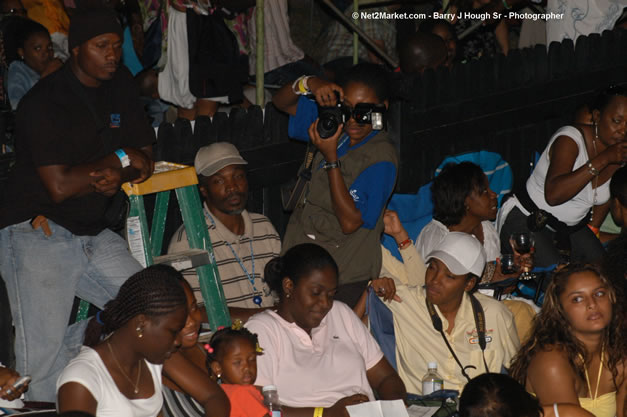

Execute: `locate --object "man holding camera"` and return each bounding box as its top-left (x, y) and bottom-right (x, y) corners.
top-left (272, 63), bottom-right (398, 307)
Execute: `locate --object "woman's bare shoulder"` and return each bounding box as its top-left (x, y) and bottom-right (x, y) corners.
top-left (528, 345), bottom-right (576, 380)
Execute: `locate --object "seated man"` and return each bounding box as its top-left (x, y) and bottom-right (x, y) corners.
top-left (168, 142), bottom-right (281, 322)
top-left (379, 232), bottom-right (520, 394)
top-left (0, 8), bottom-right (153, 401)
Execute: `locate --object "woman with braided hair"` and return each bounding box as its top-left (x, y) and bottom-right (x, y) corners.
top-left (56, 264), bottom-right (188, 416)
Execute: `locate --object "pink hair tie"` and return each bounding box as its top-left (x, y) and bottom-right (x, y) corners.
top-left (204, 343), bottom-right (214, 354)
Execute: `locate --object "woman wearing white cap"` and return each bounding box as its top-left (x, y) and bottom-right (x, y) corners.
top-left (376, 232), bottom-right (520, 395)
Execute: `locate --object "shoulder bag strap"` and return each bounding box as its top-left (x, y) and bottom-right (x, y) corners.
top-left (425, 298), bottom-right (475, 382)
top-left (282, 142), bottom-right (317, 212)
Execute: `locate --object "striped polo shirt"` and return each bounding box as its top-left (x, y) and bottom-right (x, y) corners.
top-left (167, 206), bottom-right (281, 309)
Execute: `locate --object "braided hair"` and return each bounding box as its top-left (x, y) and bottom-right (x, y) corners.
top-left (205, 326), bottom-right (260, 376)
top-left (84, 264), bottom-right (187, 347)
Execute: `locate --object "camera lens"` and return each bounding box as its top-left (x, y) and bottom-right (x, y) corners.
top-left (318, 118), bottom-right (338, 139)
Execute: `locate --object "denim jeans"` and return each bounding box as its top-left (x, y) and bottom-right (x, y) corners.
top-left (0, 219), bottom-right (142, 401)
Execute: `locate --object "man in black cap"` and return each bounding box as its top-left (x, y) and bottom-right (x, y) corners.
top-left (0, 8), bottom-right (154, 401)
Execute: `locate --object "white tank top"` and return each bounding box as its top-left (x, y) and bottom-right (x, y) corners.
top-left (526, 126), bottom-right (611, 226)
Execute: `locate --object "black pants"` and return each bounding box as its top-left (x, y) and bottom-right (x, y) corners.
top-left (499, 207), bottom-right (605, 267)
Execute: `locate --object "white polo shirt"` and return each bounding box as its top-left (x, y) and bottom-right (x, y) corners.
top-left (246, 302), bottom-right (384, 408)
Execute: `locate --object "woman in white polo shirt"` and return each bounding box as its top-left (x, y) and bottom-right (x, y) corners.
top-left (246, 243), bottom-right (406, 417)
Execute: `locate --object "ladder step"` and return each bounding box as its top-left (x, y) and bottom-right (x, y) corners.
top-left (154, 249), bottom-right (211, 271)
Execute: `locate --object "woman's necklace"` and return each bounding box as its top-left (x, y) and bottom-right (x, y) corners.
top-left (581, 344), bottom-right (605, 400)
top-left (204, 209), bottom-right (262, 306)
top-left (107, 339), bottom-right (142, 394)
top-left (589, 129), bottom-right (599, 223)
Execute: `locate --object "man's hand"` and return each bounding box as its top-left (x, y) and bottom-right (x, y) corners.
top-left (308, 77), bottom-right (344, 108)
top-left (308, 120), bottom-right (343, 163)
top-left (90, 167), bottom-right (123, 196)
top-left (125, 148), bottom-right (154, 184)
top-left (0, 367), bottom-right (28, 401)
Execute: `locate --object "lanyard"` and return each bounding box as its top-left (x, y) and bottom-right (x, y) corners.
top-left (425, 293), bottom-right (489, 382)
top-left (204, 209), bottom-right (262, 306)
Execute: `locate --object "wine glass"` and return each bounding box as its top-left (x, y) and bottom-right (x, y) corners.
top-left (500, 254), bottom-right (518, 275)
top-left (509, 232), bottom-right (535, 280)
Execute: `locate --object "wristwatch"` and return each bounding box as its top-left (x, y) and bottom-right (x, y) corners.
top-left (323, 160), bottom-right (341, 171)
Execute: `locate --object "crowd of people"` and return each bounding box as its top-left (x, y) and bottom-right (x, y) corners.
top-left (0, 0), bottom-right (625, 417)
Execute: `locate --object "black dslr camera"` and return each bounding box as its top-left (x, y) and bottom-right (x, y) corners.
top-left (316, 95), bottom-right (351, 139)
top-left (316, 93), bottom-right (386, 139)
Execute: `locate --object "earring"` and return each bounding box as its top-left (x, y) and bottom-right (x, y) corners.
top-left (594, 122), bottom-right (599, 140)
top-left (136, 326), bottom-right (143, 338)
top-left (285, 292), bottom-right (291, 299)
top-left (216, 373), bottom-right (222, 385)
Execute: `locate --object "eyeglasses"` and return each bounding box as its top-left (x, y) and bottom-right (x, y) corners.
top-left (1, 7), bottom-right (27, 16)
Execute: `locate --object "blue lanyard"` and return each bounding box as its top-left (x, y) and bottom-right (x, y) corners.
top-left (204, 209), bottom-right (262, 306)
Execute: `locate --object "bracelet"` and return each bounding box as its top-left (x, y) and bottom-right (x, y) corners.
top-left (398, 238), bottom-right (412, 250)
top-left (586, 160), bottom-right (600, 177)
top-left (502, 0), bottom-right (512, 9)
top-left (482, 261), bottom-right (496, 283)
top-left (115, 148), bottom-right (131, 168)
top-left (292, 75), bottom-right (312, 95)
top-left (313, 407), bottom-right (324, 417)
top-left (587, 224), bottom-right (600, 238)
top-left (322, 160), bottom-right (341, 171)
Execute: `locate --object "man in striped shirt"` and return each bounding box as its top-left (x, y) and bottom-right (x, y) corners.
top-left (168, 142), bottom-right (281, 322)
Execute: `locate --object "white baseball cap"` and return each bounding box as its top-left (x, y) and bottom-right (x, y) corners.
top-left (426, 232), bottom-right (486, 277)
top-left (194, 142), bottom-right (248, 177)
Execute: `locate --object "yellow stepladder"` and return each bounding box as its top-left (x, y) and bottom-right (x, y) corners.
top-left (75, 162), bottom-right (230, 329)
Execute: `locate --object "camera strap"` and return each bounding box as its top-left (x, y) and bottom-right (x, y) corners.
top-left (425, 292), bottom-right (489, 382)
top-left (282, 142), bottom-right (317, 212)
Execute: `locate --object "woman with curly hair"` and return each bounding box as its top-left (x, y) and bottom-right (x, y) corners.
top-left (509, 264), bottom-right (626, 417)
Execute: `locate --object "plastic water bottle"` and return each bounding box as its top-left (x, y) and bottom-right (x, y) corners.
top-left (421, 362), bottom-right (444, 395)
top-left (262, 385), bottom-right (282, 417)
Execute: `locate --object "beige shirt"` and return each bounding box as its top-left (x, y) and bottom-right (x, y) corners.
top-left (380, 245), bottom-right (520, 394)
top-left (168, 207), bottom-right (281, 309)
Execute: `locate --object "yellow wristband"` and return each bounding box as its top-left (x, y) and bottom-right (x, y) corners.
top-left (298, 79), bottom-right (308, 94)
top-left (313, 407), bottom-right (324, 417)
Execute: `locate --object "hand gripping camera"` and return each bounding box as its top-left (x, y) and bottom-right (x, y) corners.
top-left (316, 93), bottom-right (386, 139)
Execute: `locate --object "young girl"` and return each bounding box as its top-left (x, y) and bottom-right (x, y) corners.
top-left (8, 18), bottom-right (62, 109)
top-left (206, 324), bottom-right (269, 417)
